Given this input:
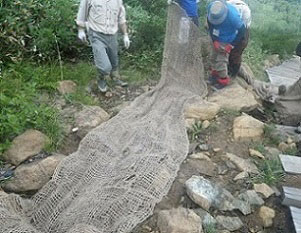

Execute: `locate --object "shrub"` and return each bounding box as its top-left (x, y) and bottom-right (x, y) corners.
top-left (0, 0), bottom-right (83, 65)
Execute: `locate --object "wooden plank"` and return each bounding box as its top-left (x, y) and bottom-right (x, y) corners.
top-left (279, 154), bottom-right (301, 174)
top-left (283, 186), bottom-right (301, 208)
top-left (266, 57), bottom-right (301, 86)
top-left (290, 206), bottom-right (301, 233)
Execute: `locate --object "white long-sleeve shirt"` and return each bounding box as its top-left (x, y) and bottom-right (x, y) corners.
top-left (76, 0), bottom-right (126, 35)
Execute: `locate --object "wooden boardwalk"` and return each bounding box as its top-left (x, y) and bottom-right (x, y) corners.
top-left (280, 154), bottom-right (301, 233)
top-left (266, 56), bottom-right (301, 87)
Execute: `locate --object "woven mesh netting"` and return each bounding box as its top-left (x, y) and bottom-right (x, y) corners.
top-left (0, 4), bottom-right (207, 233)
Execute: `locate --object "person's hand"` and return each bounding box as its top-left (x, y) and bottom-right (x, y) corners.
top-left (78, 28), bottom-right (87, 43)
top-left (123, 34), bottom-right (130, 49)
top-left (224, 44), bottom-right (233, 54)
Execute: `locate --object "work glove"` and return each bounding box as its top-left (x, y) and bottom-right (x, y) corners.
top-left (78, 28), bottom-right (87, 43)
top-left (123, 33), bottom-right (130, 49)
top-left (224, 44), bottom-right (233, 54)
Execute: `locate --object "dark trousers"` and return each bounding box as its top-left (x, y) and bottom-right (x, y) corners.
top-left (228, 28), bottom-right (250, 77)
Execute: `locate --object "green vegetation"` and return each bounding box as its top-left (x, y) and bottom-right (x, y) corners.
top-left (250, 142), bottom-right (268, 155)
top-left (0, 62), bottom-right (98, 154)
top-left (188, 121), bottom-right (203, 142)
top-left (204, 223), bottom-right (217, 233)
top-left (263, 124), bottom-right (281, 146)
top-left (253, 158), bottom-right (285, 185)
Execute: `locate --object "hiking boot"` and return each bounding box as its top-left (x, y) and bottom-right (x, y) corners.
top-left (111, 70), bottom-right (128, 87)
top-left (97, 77), bottom-right (108, 93)
top-left (0, 168), bottom-right (13, 182)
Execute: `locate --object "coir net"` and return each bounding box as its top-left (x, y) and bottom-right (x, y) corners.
top-left (0, 4), bottom-right (207, 233)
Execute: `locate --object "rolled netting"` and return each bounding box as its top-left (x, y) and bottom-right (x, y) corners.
top-left (0, 4), bottom-right (207, 233)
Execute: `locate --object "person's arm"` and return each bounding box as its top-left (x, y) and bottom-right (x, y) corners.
top-left (76, 0), bottom-right (89, 42)
top-left (118, 2), bottom-right (130, 49)
top-left (76, 0), bottom-right (89, 29)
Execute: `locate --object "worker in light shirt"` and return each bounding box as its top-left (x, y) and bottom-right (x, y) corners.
top-left (76, 0), bottom-right (130, 93)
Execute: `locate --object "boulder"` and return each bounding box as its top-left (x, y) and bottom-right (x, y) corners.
top-left (3, 130), bottom-right (49, 166)
top-left (75, 106), bottom-right (110, 138)
top-left (57, 80), bottom-right (77, 95)
top-left (249, 149), bottom-right (265, 159)
top-left (3, 154), bottom-right (65, 193)
top-left (238, 190), bottom-right (264, 206)
top-left (193, 208), bottom-right (217, 228)
top-left (202, 120), bottom-right (210, 129)
top-left (185, 176), bottom-right (251, 215)
top-left (157, 207), bottom-right (203, 233)
top-left (208, 82), bottom-right (258, 111)
top-left (216, 216), bottom-right (243, 231)
top-left (184, 101), bottom-right (220, 121)
top-left (222, 153), bottom-right (259, 174)
top-left (254, 183), bottom-right (275, 198)
top-left (233, 115), bottom-right (264, 141)
top-left (259, 206), bottom-right (275, 227)
top-left (234, 171), bottom-right (249, 181)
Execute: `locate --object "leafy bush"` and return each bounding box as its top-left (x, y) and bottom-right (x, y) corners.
top-left (0, 0), bottom-right (82, 65)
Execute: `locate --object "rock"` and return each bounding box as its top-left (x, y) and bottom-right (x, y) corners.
top-left (57, 80), bottom-right (77, 94)
top-left (218, 165), bottom-right (229, 175)
top-left (199, 144), bottom-right (209, 151)
top-left (249, 149), bottom-right (265, 159)
top-left (259, 206), bottom-right (275, 227)
top-left (185, 176), bottom-right (250, 215)
top-left (225, 161), bottom-right (236, 170)
top-left (157, 207), bottom-right (203, 233)
top-left (193, 208), bottom-right (217, 228)
top-left (190, 153), bottom-right (211, 161)
top-left (202, 120), bottom-right (210, 129)
top-left (233, 115), bottom-right (264, 141)
top-left (254, 183), bottom-right (275, 198)
top-left (141, 85), bottom-right (150, 92)
top-left (105, 91), bottom-right (113, 98)
top-left (238, 190), bottom-right (264, 206)
top-left (185, 118), bottom-right (196, 129)
top-left (213, 148), bottom-right (221, 153)
top-left (3, 130), bottom-right (49, 166)
top-left (278, 142), bottom-right (290, 152)
top-left (187, 159), bottom-right (216, 177)
top-left (234, 171), bottom-right (249, 181)
top-left (3, 154), bottom-right (65, 192)
top-left (287, 137), bottom-right (294, 144)
top-left (184, 101), bottom-right (220, 121)
top-left (208, 82), bottom-right (258, 111)
top-left (75, 106), bottom-right (110, 138)
top-left (216, 216), bottom-right (243, 231)
top-left (222, 153), bottom-right (259, 174)
top-left (265, 147), bottom-right (280, 160)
